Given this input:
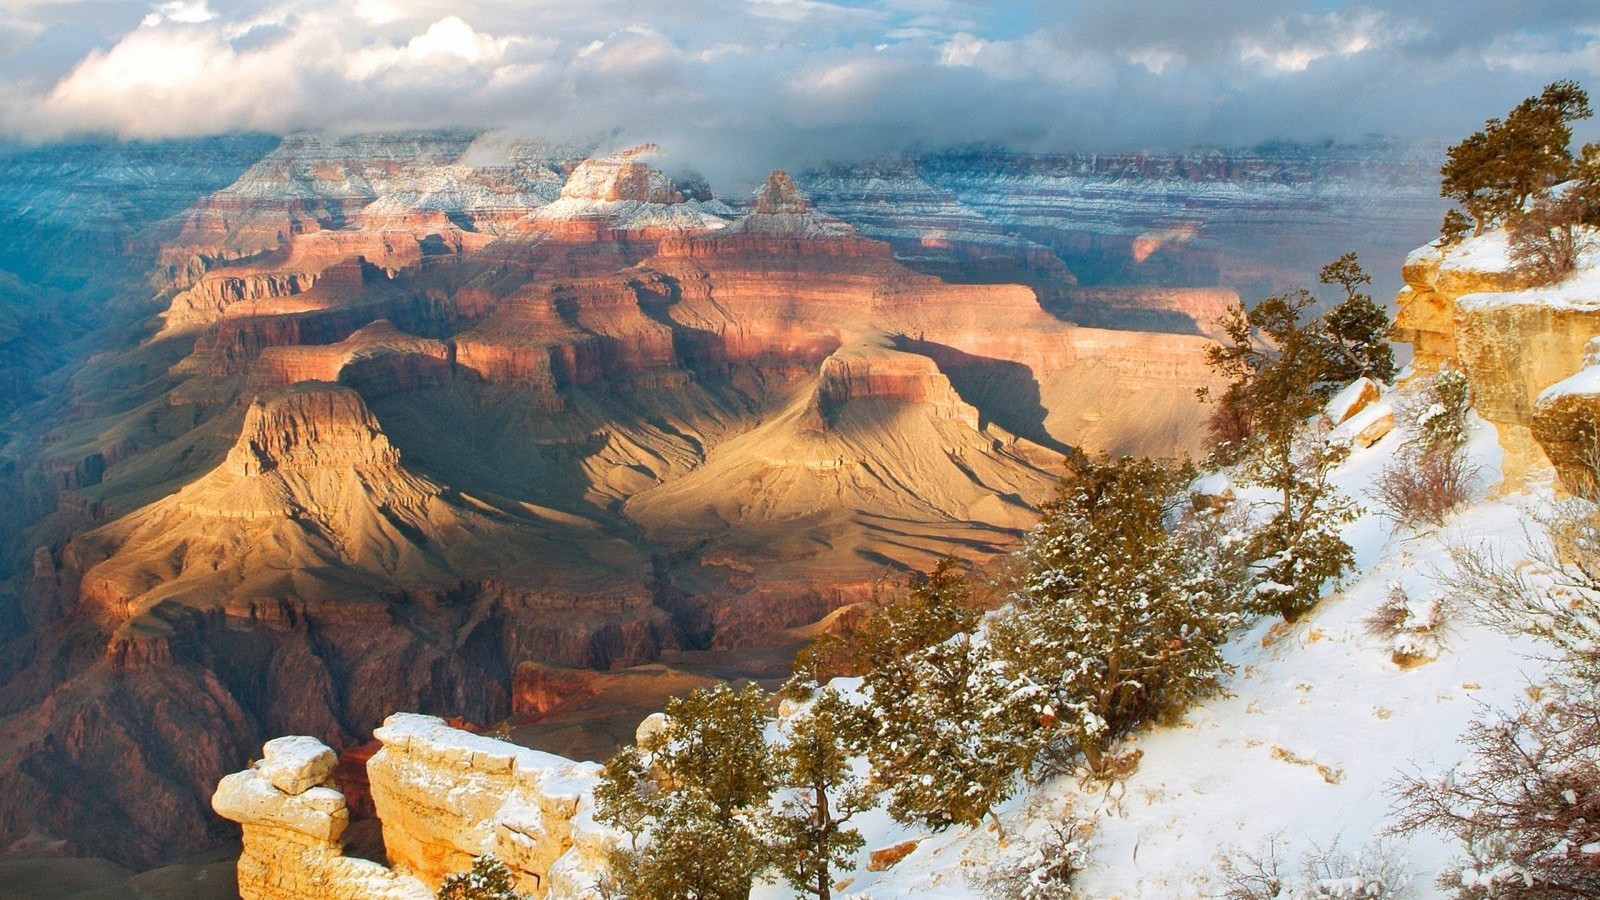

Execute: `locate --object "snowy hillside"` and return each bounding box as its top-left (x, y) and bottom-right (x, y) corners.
top-left (761, 386), bottom-right (1558, 900)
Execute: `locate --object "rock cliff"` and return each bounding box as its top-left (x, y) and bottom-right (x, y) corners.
top-left (1394, 229), bottom-right (1600, 485)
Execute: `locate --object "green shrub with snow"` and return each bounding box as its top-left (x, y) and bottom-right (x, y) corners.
top-left (595, 683), bottom-right (775, 900)
top-left (436, 855), bottom-right (526, 900)
top-left (991, 455), bottom-right (1252, 777)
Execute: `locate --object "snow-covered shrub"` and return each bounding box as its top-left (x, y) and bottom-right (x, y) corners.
top-left (993, 456), bottom-right (1251, 777)
top-left (1394, 679), bottom-right (1600, 899)
top-left (1364, 584), bottom-right (1451, 667)
top-left (1396, 496), bottom-right (1600, 898)
top-left (1445, 498), bottom-right (1600, 682)
top-left (1400, 366), bottom-right (1471, 456)
top-left (1219, 835), bottom-right (1412, 900)
top-left (1373, 368), bottom-right (1477, 528)
top-left (865, 625), bottom-right (1043, 832)
top-left (437, 855), bottom-right (527, 900)
top-left (975, 817), bottom-right (1093, 900)
top-left (1373, 447), bottom-right (1477, 528)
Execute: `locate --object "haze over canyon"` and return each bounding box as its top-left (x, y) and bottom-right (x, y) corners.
top-left (0, 129), bottom-right (1450, 874)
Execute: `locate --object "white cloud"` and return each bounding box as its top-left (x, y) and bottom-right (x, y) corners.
top-left (2, 0), bottom-right (1599, 191)
top-left (937, 32), bottom-right (984, 67)
top-left (345, 16), bottom-right (514, 80)
top-left (141, 0), bottom-right (217, 28)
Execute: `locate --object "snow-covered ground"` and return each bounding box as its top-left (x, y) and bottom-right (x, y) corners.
top-left (764, 387), bottom-right (1560, 899)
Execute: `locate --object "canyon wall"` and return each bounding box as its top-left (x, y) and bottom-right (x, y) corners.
top-left (1394, 231), bottom-right (1600, 487)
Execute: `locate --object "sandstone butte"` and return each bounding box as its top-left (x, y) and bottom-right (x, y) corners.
top-left (216, 219), bottom-right (1600, 900)
top-left (3, 140), bottom-right (1249, 867)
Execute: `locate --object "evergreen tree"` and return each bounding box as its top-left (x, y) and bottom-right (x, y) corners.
top-left (767, 686), bottom-right (875, 900)
top-left (595, 683), bottom-right (774, 900)
top-left (437, 855), bottom-right (525, 900)
top-left (1241, 426), bottom-right (1357, 621)
top-left (1317, 253), bottom-right (1395, 384)
top-left (850, 559), bottom-right (982, 675)
top-left (865, 623), bottom-right (1042, 833)
top-left (1440, 80), bottom-right (1593, 233)
top-left (992, 456), bottom-right (1249, 775)
top-left (856, 563), bottom-right (1041, 833)
top-left (1203, 285), bottom-right (1360, 621)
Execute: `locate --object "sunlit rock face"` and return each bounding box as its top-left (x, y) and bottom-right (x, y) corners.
top-left (1394, 228), bottom-right (1600, 488)
top-left (0, 134), bottom-right (1442, 868)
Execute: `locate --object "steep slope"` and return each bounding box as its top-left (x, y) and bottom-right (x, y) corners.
top-left (0, 384), bottom-right (672, 865)
top-left (627, 331), bottom-right (1061, 592)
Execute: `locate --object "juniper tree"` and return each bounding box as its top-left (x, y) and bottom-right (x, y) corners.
top-left (860, 564), bottom-right (1041, 834)
top-left (595, 683), bottom-right (774, 900)
top-left (1440, 80), bottom-right (1593, 234)
top-left (865, 625), bottom-right (1042, 834)
top-left (767, 686), bottom-right (875, 900)
top-left (1317, 253), bottom-right (1395, 384)
top-left (991, 456), bottom-right (1250, 775)
top-left (1203, 286), bottom-right (1359, 620)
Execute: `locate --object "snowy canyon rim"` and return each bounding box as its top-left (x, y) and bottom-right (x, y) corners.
top-left (0, 130), bottom-right (1447, 879)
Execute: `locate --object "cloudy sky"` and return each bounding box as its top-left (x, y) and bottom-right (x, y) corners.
top-left (2, 0), bottom-right (1598, 186)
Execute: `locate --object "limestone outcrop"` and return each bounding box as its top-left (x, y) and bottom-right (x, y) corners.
top-left (1533, 336), bottom-right (1600, 494)
top-left (1394, 230), bottom-right (1600, 485)
top-left (215, 736), bottom-right (433, 900)
top-left (217, 718), bottom-right (613, 900)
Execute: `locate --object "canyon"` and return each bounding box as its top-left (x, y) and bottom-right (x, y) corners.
top-left (0, 132), bottom-right (1445, 872)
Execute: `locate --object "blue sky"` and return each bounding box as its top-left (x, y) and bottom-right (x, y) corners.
top-left (1, 1), bottom-right (1597, 186)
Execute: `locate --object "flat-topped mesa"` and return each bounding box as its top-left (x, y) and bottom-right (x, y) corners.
top-left (522, 145), bottom-right (729, 237)
top-left (1394, 226), bottom-right (1600, 487)
top-left (813, 333), bottom-right (979, 430)
top-left (228, 382), bottom-right (405, 477)
top-left (163, 226), bottom-right (483, 333)
top-left (249, 320), bottom-right (452, 394)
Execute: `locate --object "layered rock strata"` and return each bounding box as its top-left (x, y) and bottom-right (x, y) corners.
top-left (214, 736), bottom-right (431, 900)
top-left (215, 718), bottom-right (611, 900)
top-left (1394, 231), bottom-right (1600, 485)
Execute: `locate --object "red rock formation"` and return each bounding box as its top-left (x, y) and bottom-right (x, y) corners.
top-left (249, 321), bottom-right (450, 393)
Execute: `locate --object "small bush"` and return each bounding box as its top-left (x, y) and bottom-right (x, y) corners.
top-left (1219, 835), bottom-right (1412, 900)
top-left (1508, 192), bottom-right (1586, 285)
top-left (438, 855), bottom-right (526, 900)
top-left (977, 817), bottom-right (1093, 900)
top-left (1393, 680), bottom-right (1600, 899)
top-left (1372, 447), bottom-right (1477, 528)
top-left (1399, 367), bottom-right (1472, 455)
top-left (1364, 584), bottom-right (1451, 667)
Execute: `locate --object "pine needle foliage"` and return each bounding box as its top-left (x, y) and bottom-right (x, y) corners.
top-left (1202, 271), bottom-right (1365, 620)
top-left (595, 683), bottom-right (774, 900)
top-left (992, 456), bottom-right (1250, 776)
top-left (766, 686), bottom-right (876, 900)
top-left (1441, 80), bottom-right (1593, 234)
